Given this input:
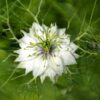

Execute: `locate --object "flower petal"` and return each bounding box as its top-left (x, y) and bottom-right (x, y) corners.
top-left (60, 51), bottom-right (77, 65)
top-left (32, 56), bottom-right (46, 77)
top-left (58, 28), bottom-right (66, 36)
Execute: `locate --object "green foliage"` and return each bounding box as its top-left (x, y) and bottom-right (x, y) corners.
top-left (0, 0), bottom-right (100, 100)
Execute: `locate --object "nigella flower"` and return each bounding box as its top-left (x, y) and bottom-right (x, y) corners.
top-left (15, 22), bottom-right (79, 83)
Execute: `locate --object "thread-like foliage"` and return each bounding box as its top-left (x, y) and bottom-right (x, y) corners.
top-left (0, 0), bottom-right (100, 100)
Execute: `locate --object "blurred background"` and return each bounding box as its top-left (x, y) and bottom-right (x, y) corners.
top-left (0, 0), bottom-right (100, 100)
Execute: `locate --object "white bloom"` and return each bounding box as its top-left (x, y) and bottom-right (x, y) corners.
top-left (15, 22), bottom-right (79, 83)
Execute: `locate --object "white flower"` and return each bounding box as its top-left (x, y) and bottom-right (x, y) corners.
top-left (15, 22), bottom-right (79, 83)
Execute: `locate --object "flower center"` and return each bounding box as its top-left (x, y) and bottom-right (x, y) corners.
top-left (42, 39), bottom-right (53, 54)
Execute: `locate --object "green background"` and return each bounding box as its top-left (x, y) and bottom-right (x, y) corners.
top-left (0, 0), bottom-right (100, 100)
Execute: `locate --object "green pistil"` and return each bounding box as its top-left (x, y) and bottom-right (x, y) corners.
top-left (42, 39), bottom-right (51, 53)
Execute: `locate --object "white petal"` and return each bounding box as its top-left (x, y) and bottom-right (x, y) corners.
top-left (19, 34), bottom-right (37, 48)
top-left (73, 53), bottom-right (79, 58)
top-left (60, 35), bottom-right (70, 46)
top-left (18, 60), bottom-right (34, 74)
top-left (40, 74), bottom-right (46, 83)
top-left (15, 49), bottom-right (35, 62)
top-left (58, 28), bottom-right (66, 36)
top-left (32, 57), bottom-right (46, 77)
top-left (42, 24), bottom-right (48, 30)
top-left (42, 56), bottom-right (63, 82)
top-left (32, 22), bottom-right (43, 31)
top-left (19, 42), bottom-right (28, 48)
top-left (51, 56), bottom-right (63, 75)
top-left (70, 42), bottom-right (78, 52)
top-left (60, 51), bottom-right (77, 65)
top-left (50, 24), bottom-right (57, 33)
top-left (45, 67), bottom-right (56, 82)
top-left (31, 22), bottom-right (43, 37)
